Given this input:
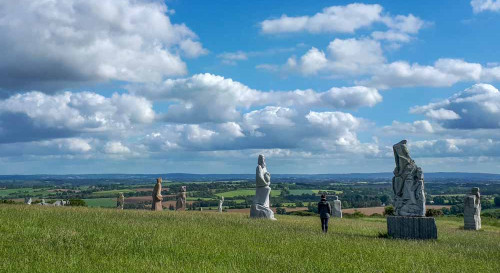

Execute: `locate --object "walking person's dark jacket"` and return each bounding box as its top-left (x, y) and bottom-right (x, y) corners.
top-left (318, 200), bottom-right (332, 218)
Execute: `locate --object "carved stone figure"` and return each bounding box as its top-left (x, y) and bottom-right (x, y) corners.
top-left (392, 140), bottom-right (425, 217)
top-left (117, 192), bottom-right (125, 210)
top-left (176, 186), bottom-right (186, 211)
top-left (332, 196), bottom-right (342, 218)
top-left (464, 187), bottom-right (481, 230)
top-left (218, 196), bottom-right (224, 213)
top-left (250, 154), bottom-right (276, 220)
top-left (24, 197), bottom-right (32, 205)
top-left (152, 178), bottom-right (163, 211)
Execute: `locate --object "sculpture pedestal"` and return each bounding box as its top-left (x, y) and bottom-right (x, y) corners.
top-left (387, 216), bottom-right (437, 240)
top-left (250, 204), bottom-right (276, 220)
top-left (464, 214), bottom-right (481, 230)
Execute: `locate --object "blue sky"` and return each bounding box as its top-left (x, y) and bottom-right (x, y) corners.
top-left (1, 0), bottom-right (500, 174)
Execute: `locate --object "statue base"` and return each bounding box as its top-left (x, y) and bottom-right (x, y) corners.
top-left (250, 204), bottom-right (276, 220)
top-left (464, 215), bottom-right (481, 230)
top-left (387, 216), bottom-right (437, 240)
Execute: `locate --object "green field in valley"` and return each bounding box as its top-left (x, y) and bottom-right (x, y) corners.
top-left (216, 189), bottom-right (282, 197)
top-left (0, 204), bottom-right (499, 272)
top-left (0, 188), bottom-right (51, 198)
top-left (84, 198), bottom-right (116, 208)
top-left (90, 189), bottom-right (135, 197)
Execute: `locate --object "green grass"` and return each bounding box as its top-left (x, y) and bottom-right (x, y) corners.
top-left (84, 198), bottom-right (116, 208)
top-left (216, 189), bottom-right (281, 197)
top-left (0, 205), bottom-right (499, 272)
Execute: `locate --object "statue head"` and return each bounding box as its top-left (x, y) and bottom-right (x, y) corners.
top-left (156, 177), bottom-right (162, 184)
top-left (393, 140), bottom-right (414, 173)
top-left (258, 154), bottom-right (266, 167)
top-left (180, 186), bottom-right (186, 192)
top-left (334, 196), bottom-right (339, 200)
top-left (471, 187), bottom-right (480, 199)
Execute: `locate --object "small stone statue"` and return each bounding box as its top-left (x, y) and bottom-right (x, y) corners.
top-left (117, 192), bottom-right (125, 210)
top-left (392, 140), bottom-right (425, 217)
top-left (176, 186), bottom-right (187, 211)
top-left (24, 197), bottom-right (32, 205)
top-left (332, 196), bottom-right (342, 218)
top-left (250, 154), bottom-right (276, 220)
top-left (464, 187), bottom-right (481, 230)
top-left (218, 196), bottom-right (224, 213)
top-left (152, 178), bottom-right (163, 211)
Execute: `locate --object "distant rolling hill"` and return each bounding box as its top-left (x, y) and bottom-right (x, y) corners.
top-left (1, 172), bottom-right (500, 183)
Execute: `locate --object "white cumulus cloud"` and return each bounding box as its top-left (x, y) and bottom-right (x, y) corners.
top-left (0, 0), bottom-right (206, 92)
top-left (471, 0), bottom-right (500, 13)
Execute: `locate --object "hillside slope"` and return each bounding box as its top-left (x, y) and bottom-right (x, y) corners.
top-left (0, 205), bottom-right (499, 272)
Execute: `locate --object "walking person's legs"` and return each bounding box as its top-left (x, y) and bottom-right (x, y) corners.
top-left (324, 217), bottom-right (329, 233)
top-left (321, 217), bottom-right (327, 233)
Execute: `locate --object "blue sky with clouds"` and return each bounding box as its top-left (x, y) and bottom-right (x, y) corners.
top-left (1, 0), bottom-right (500, 174)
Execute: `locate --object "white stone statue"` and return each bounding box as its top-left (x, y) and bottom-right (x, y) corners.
top-left (332, 196), bottom-right (342, 218)
top-left (24, 197), bottom-right (32, 205)
top-left (218, 196), bottom-right (224, 213)
top-left (464, 187), bottom-right (481, 230)
top-left (250, 154), bottom-right (276, 220)
top-left (117, 192), bottom-right (125, 210)
top-left (392, 140), bottom-right (425, 217)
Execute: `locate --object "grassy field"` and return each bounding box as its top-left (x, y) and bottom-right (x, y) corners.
top-left (0, 205), bottom-right (499, 272)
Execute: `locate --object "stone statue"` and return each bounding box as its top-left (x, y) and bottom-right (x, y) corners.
top-left (464, 187), bottom-right (481, 230)
top-left (218, 196), bottom-right (224, 213)
top-left (250, 154), bottom-right (276, 220)
top-left (152, 178), bottom-right (163, 211)
top-left (117, 192), bottom-right (125, 210)
top-left (332, 196), bottom-right (342, 218)
top-left (24, 197), bottom-right (32, 205)
top-left (176, 186), bottom-right (186, 211)
top-left (392, 140), bottom-right (425, 217)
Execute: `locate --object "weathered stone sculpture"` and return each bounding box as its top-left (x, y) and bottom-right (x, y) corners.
top-left (176, 186), bottom-right (186, 211)
top-left (36, 199), bottom-right (49, 206)
top-left (117, 192), bottom-right (125, 210)
top-left (218, 196), bottom-right (224, 213)
top-left (24, 197), bottom-right (32, 205)
top-left (392, 140), bottom-right (425, 216)
top-left (152, 178), bottom-right (163, 211)
top-left (332, 196), bottom-right (342, 218)
top-left (250, 154), bottom-right (276, 220)
top-left (464, 187), bottom-right (481, 230)
top-left (387, 140), bottom-right (437, 239)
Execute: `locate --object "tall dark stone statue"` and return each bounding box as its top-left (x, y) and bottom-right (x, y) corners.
top-left (392, 140), bottom-right (425, 216)
top-left (387, 140), bottom-right (437, 240)
top-left (464, 187), bottom-right (481, 230)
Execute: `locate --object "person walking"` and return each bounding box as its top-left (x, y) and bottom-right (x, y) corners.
top-left (318, 194), bottom-right (332, 233)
